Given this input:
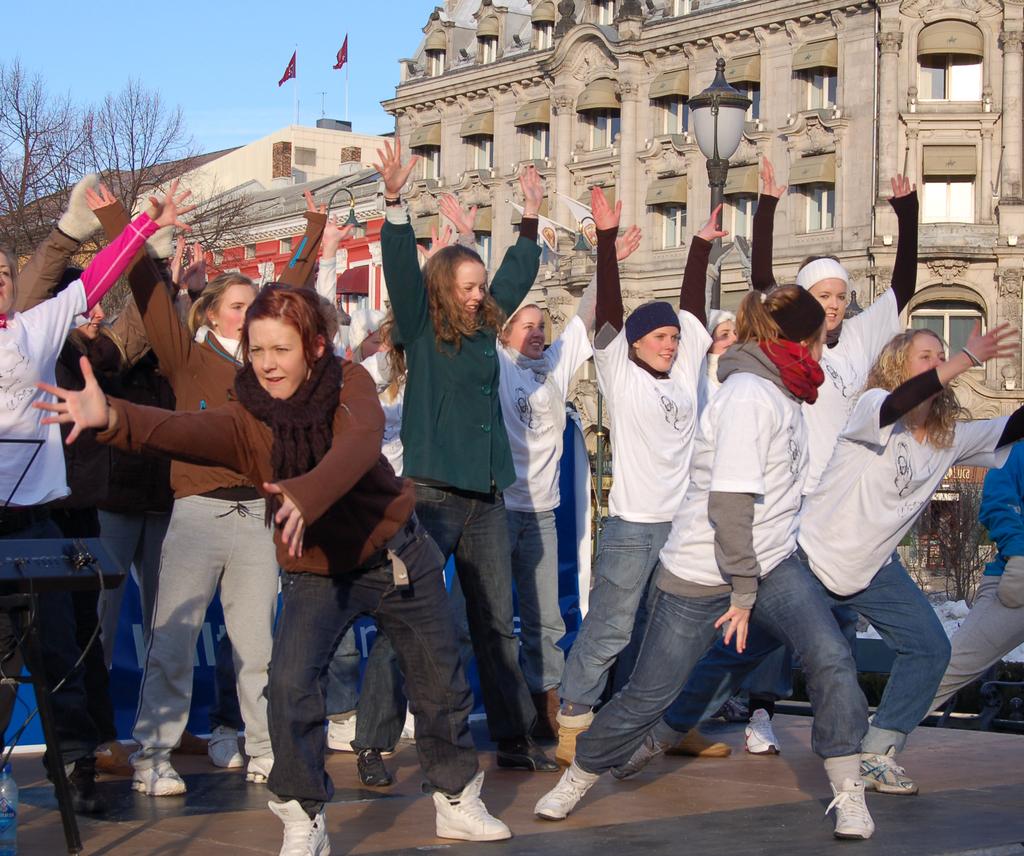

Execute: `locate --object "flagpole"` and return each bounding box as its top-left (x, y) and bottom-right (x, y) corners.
top-left (345, 64), bottom-right (350, 123)
top-left (293, 44), bottom-right (299, 126)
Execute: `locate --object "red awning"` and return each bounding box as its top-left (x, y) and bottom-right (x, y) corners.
top-left (336, 265), bottom-right (369, 296)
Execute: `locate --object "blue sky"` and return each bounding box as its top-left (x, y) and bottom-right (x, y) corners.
top-left (9, 1), bottom-right (429, 153)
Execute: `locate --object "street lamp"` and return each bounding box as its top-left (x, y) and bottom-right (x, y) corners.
top-left (326, 186), bottom-right (364, 238)
top-left (688, 57), bottom-right (751, 309)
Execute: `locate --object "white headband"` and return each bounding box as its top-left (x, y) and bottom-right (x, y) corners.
top-left (795, 258), bottom-right (850, 290)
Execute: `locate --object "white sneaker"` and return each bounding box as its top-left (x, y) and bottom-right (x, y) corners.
top-left (860, 748), bottom-right (918, 795)
top-left (131, 760), bottom-right (187, 796)
top-left (745, 709), bottom-right (780, 755)
top-left (826, 778), bottom-right (874, 839)
top-left (534, 761), bottom-right (599, 821)
top-left (246, 754), bottom-right (274, 783)
top-left (611, 732), bottom-right (671, 780)
top-left (208, 726), bottom-right (244, 768)
top-left (326, 713), bottom-right (356, 752)
top-left (432, 771), bottom-right (511, 841)
top-left (268, 800), bottom-right (331, 856)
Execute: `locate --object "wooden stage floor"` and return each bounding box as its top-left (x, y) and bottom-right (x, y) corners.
top-left (13, 715), bottom-right (1024, 855)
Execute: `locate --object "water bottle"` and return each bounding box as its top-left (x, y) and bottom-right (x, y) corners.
top-left (0, 763), bottom-right (17, 856)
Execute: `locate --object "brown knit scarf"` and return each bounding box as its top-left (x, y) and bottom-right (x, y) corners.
top-left (233, 352), bottom-right (344, 481)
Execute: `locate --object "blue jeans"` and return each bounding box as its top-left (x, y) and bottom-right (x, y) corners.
top-left (559, 517), bottom-right (671, 711)
top-left (266, 518), bottom-right (477, 813)
top-left (413, 484), bottom-right (535, 741)
top-left (507, 509), bottom-right (565, 694)
top-left (593, 555), bottom-right (867, 772)
top-left (352, 633), bottom-right (407, 752)
top-left (325, 627), bottom-right (360, 717)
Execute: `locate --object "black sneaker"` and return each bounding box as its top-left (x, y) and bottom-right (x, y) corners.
top-left (67, 756), bottom-right (108, 815)
top-left (496, 736), bottom-right (558, 772)
top-left (356, 749), bottom-right (394, 787)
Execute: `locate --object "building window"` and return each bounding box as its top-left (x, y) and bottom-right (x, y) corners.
top-left (670, 0), bottom-right (692, 15)
top-left (922, 177), bottom-right (975, 223)
top-left (279, 237), bottom-right (293, 255)
top-left (661, 205), bottom-right (687, 248)
top-left (594, 0), bottom-right (616, 25)
top-left (244, 243), bottom-right (256, 259)
top-left (294, 147), bottom-right (317, 167)
top-left (801, 69), bottom-right (837, 110)
top-left (662, 98), bottom-right (689, 134)
top-left (415, 146), bottom-right (441, 180)
top-left (587, 110), bottom-right (620, 149)
top-left (468, 136), bottom-right (494, 170)
top-left (522, 124), bottom-right (550, 160)
top-left (918, 55), bottom-right (982, 101)
top-left (727, 195), bottom-right (757, 240)
top-left (479, 36), bottom-right (498, 64)
top-left (735, 82), bottom-right (761, 121)
top-left (802, 184), bottom-right (835, 232)
top-left (911, 301), bottom-right (984, 355)
top-left (534, 22), bottom-right (553, 50)
top-left (426, 50), bottom-right (446, 77)
top-left (476, 233), bottom-right (492, 267)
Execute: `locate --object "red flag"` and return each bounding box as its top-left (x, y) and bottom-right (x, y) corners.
top-left (333, 36), bottom-right (349, 70)
top-left (278, 51), bottom-right (296, 87)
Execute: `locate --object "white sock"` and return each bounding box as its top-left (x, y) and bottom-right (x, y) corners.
top-left (823, 754), bottom-right (861, 789)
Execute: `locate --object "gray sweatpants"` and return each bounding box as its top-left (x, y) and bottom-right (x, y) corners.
top-left (132, 495), bottom-right (278, 766)
top-left (931, 575), bottom-right (1024, 711)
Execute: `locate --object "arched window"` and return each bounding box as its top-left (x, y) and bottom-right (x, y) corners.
top-left (910, 299), bottom-right (984, 355)
top-left (917, 21), bottom-right (983, 101)
top-left (532, 1), bottom-right (555, 49)
top-left (424, 29), bottom-right (447, 77)
top-left (577, 79), bottom-right (621, 150)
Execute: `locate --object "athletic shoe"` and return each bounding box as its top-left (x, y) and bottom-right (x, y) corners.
top-left (94, 740), bottom-right (134, 776)
top-left (826, 778), bottom-right (875, 839)
top-left (534, 761), bottom-right (600, 821)
top-left (665, 728), bottom-right (732, 758)
top-left (433, 771), bottom-right (510, 841)
top-left (67, 756), bottom-right (108, 814)
top-left (713, 696), bottom-right (749, 722)
top-left (555, 710), bottom-right (594, 767)
top-left (326, 712), bottom-right (356, 752)
top-left (611, 732), bottom-right (672, 780)
top-left (268, 799), bottom-right (331, 856)
top-left (745, 709), bottom-right (781, 755)
top-left (246, 754), bottom-right (274, 784)
top-left (356, 749), bottom-right (394, 787)
top-left (496, 736), bottom-right (558, 771)
top-left (860, 748), bottom-right (918, 795)
top-left (131, 760), bottom-right (187, 797)
top-left (208, 725), bottom-right (244, 768)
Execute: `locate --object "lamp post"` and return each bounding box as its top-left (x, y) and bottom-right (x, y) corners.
top-left (688, 57), bottom-right (751, 309)
top-left (326, 186), bottom-right (364, 239)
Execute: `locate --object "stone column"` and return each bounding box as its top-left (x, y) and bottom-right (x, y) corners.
top-left (618, 80), bottom-right (640, 227)
top-left (552, 92), bottom-right (575, 232)
top-left (1001, 29), bottom-right (1023, 201)
top-left (876, 29), bottom-right (903, 198)
top-left (982, 126), bottom-right (995, 224)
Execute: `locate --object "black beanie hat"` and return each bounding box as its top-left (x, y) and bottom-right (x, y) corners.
top-left (770, 288), bottom-right (826, 343)
top-left (625, 301), bottom-right (680, 344)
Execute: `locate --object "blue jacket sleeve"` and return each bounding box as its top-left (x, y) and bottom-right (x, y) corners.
top-left (488, 237), bottom-right (541, 317)
top-left (980, 445), bottom-right (1024, 562)
top-left (380, 219), bottom-right (429, 343)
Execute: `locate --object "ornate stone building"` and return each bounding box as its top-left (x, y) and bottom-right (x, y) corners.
top-left (383, 0), bottom-right (1024, 421)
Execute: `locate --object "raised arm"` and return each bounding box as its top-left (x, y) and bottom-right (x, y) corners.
top-left (680, 205), bottom-right (729, 327)
top-left (487, 166), bottom-right (542, 315)
top-left (592, 186), bottom-right (624, 346)
top-left (751, 158), bottom-right (786, 293)
top-left (279, 191), bottom-right (329, 289)
top-left (315, 215), bottom-right (355, 303)
top-left (887, 175), bottom-right (919, 313)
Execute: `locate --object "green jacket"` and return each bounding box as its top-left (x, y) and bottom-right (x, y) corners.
top-left (381, 216), bottom-right (540, 493)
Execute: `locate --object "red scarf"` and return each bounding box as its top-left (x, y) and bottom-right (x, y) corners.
top-left (759, 340), bottom-right (825, 404)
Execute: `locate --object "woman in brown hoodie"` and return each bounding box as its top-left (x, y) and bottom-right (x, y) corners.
top-left (38, 285), bottom-right (515, 854)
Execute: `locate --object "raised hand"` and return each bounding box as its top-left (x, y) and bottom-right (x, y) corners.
top-left (182, 242), bottom-right (208, 294)
top-left (264, 482), bottom-right (305, 558)
top-left (85, 183), bottom-right (117, 211)
top-left (34, 357), bottom-right (111, 443)
top-left (519, 164), bottom-right (544, 218)
top-left (373, 139), bottom-right (419, 200)
top-left (304, 190), bottom-right (327, 215)
top-left (590, 186), bottom-right (621, 232)
top-left (438, 194), bottom-right (477, 236)
top-left (417, 224), bottom-right (455, 260)
top-left (615, 225), bottom-right (642, 261)
top-left (964, 322), bottom-right (1018, 363)
top-left (760, 157), bottom-right (786, 199)
top-left (890, 174), bottom-right (914, 199)
top-left (170, 235), bottom-right (187, 284)
top-left (322, 216), bottom-right (354, 256)
top-left (715, 605), bottom-right (751, 653)
top-left (147, 180), bottom-right (196, 231)
top-left (697, 204), bottom-right (730, 243)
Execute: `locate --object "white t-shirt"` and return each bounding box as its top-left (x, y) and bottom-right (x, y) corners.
top-left (659, 371), bottom-right (809, 588)
top-left (0, 282), bottom-right (86, 507)
top-left (361, 350), bottom-right (405, 477)
top-left (595, 311), bottom-right (710, 523)
top-left (800, 387), bottom-right (1011, 596)
top-left (499, 316), bottom-right (593, 512)
top-left (697, 351), bottom-right (722, 414)
top-left (804, 289), bottom-right (902, 495)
